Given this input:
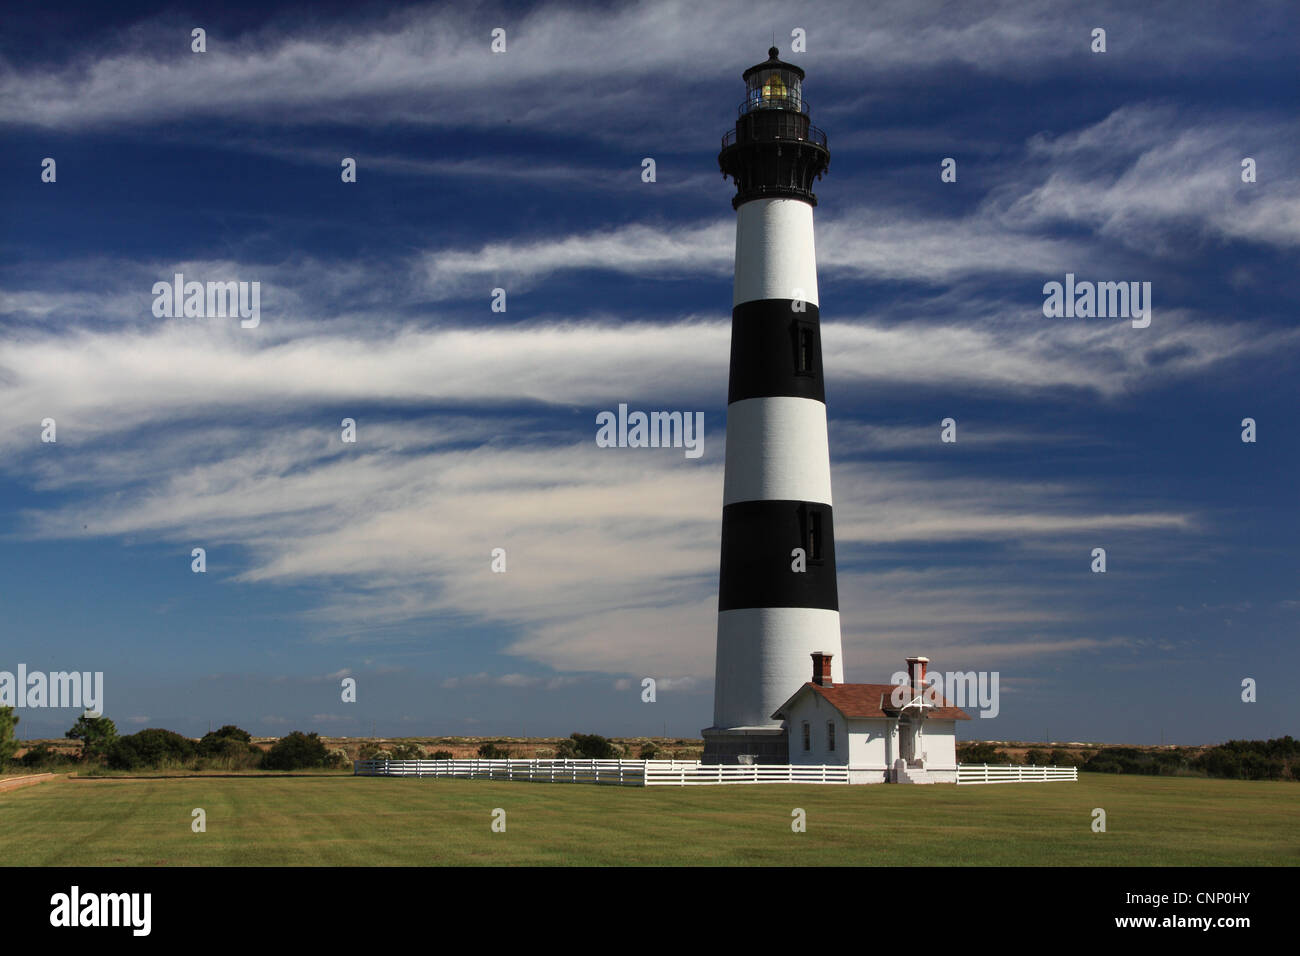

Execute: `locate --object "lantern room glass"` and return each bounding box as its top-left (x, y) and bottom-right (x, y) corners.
top-left (745, 69), bottom-right (802, 112)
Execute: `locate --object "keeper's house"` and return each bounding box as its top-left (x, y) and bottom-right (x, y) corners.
top-left (771, 653), bottom-right (970, 784)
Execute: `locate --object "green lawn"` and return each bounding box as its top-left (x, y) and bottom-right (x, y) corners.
top-left (0, 772), bottom-right (1295, 865)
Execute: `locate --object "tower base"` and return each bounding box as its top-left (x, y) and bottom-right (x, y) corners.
top-left (701, 726), bottom-right (789, 765)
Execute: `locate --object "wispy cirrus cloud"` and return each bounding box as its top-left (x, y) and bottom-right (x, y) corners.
top-left (419, 211), bottom-right (1102, 296)
top-left (2, 293), bottom-right (1294, 470)
top-left (1, 309), bottom-right (1292, 469)
top-left (0, 2), bottom-right (1282, 133)
top-left (6, 399), bottom-right (1200, 677)
top-left (985, 104), bottom-right (1300, 251)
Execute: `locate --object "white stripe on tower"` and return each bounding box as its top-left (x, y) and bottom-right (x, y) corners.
top-left (722, 394), bottom-right (832, 506)
top-left (705, 48), bottom-right (839, 764)
top-left (714, 608), bottom-right (844, 727)
top-left (732, 199), bottom-right (819, 308)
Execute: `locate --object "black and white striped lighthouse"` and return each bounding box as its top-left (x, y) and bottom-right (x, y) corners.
top-left (703, 49), bottom-right (841, 765)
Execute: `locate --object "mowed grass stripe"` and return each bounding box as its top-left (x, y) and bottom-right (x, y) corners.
top-left (0, 773), bottom-right (1295, 866)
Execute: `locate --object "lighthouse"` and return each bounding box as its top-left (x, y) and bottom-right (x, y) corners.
top-left (703, 49), bottom-right (842, 765)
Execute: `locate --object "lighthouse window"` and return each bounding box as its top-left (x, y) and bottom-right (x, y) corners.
top-left (802, 721), bottom-right (811, 752)
top-left (807, 509), bottom-right (823, 561)
top-left (746, 69), bottom-right (802, 112)
top-left (796, 324), bottom-right (816, 373)
top-left (827, 722), bottom-right (836, 752)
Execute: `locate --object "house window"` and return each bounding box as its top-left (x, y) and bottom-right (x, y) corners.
top-left (827, 721), bottom-right (836, 752)
top-left (801, 721), bottom-right (810, 752)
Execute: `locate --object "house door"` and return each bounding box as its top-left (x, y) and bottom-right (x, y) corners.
top-left (899, 720), bottom-right (914, 762)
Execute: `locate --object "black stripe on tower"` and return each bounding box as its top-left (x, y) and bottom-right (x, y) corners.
top-left (727, 300), bottom-right (825, 405)
top-left (718, 500), bottom-right (839, 611)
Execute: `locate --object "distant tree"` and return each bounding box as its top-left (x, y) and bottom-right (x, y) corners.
top-left (390, 742), bottom-right (425, 760)
top-left (19, 744), bottom-right (74, 769)
top-left (107, 728), bottom-right (195, 770)
top-left (1269, 735), bottom-right (1300, 757)
top-left (194, 727), bottom-right (261, 770)
top-left (198, 724), bottom-right (257, 760)
top-left (638, 742), bottom-right (661, 760)
top-left (477, 741), bottom-right (512, 759)
top-left (1024, 748), bottom-right (1049, 766)
top-left (65, 715), bottom-right (118, 761)
top-left (0, 707), bottom-right (20, 766)
top-left (1151, 749), bottom-right (1191, 775)
top-left (200, 736), bottom-right (255, 759)
top-left (1084, 747), bottom-right (1143, 775)
top-left (262, 731), bottom-right (328, 771)
top-left (555, 733), bottom-right (619, 760)
top-left (1239, 753), bottom-right (1284, 781)
top-left (198, 725), bottom-right (251, 751)
top-left (957, 742), bottom-right (1011, 765)
top-left (1049, 749), bottom-right (1080, 768)
top-left (357, 741), bottom-right (386, 760)
top-left (1190, 738), bottom-right (1297, 781)
top-left (323, 748), bottom-right (350, 769)
top-left (430, 750), bottom-right (453, 760)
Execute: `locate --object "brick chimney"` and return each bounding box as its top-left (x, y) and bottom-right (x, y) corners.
top-left (811, 652), bottom-right (833, 687)
top-left (906, 656), bottom-right (929, 696)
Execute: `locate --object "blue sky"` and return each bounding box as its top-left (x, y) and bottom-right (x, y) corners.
top-left (1, 0), bottom-right (1296, 745)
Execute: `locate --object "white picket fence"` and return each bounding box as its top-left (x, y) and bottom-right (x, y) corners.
top-left (354, 758), bottom-right (852, 786)
top-left (355, 758), bottom-right (1076, 786)
top-left (646, 763), bottom-right (852, 786)
top-left (956, 764), bottom-right (1077, 785)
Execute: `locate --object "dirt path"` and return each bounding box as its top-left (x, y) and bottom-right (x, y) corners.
top-left (0, 772), bottom-right (58, 793)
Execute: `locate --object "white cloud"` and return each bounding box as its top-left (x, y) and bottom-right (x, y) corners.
top-left (987, 104), bottom-right (1300, 250)
top-left (4, 289), bottom-right (1285, 467)
top-left (0, 2), bottom-right (1267, 133)
top-left (419, 212), bottom-right (1101, 293)
top-left (441, 672), bottom-right (584, 690)
top-left (4, 400), bottom-right (1201, 679)
top-left (422, 221), bottom-right (732, 297)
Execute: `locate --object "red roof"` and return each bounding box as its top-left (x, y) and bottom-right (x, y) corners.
top-left (773, 682), bottom-right (972, 721)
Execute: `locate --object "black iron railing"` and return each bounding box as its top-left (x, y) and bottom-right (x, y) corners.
top-left (721, 124), bottom-right (827, 150)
